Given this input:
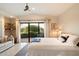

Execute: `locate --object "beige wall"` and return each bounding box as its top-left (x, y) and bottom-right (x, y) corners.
top-left (47, 16), bottom-right (58, 37)
top-left (0, 17), bottom-right (4, 38)
top-left (58, 4), bottom-right (79, 35)
top-left (18, 15), bottom-right (58, 38)
top-left (0, 15), bottom-right (57, 43)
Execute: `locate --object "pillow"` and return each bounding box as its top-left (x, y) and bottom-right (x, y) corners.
top-left (61, 36), bottom-right (69, 43)
top-left (31, 38), bottom-right (41, 42)
top-left (66, 34), bottom-right (79, 46)
top-left (58, 33), bottom-right (79, 46)
top-left (58, 33), bottom-right (69, 42)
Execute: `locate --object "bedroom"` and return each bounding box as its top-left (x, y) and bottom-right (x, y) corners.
top-left (0, 3), bottom-right (79, 56)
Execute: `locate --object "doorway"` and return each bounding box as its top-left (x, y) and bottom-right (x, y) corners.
top-left (20, 22), bottom-right (45, 43)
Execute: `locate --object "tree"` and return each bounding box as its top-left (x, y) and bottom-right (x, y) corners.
top-left (21, 25), bottom-right (44, 38)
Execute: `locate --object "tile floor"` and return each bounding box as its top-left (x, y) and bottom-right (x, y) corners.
top-left (0, 43), bottom-right (27, 56)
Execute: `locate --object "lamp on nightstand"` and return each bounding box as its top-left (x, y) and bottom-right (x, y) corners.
top-left (51, 24), bottom-right (62, 38)
top-left (52, 29), bottom-right (61, 38)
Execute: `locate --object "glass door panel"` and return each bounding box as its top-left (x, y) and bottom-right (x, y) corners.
top-left (30, 23), bottom-right (38, 38)
top-left (20, 22), bottom-right (45, 43)
top-left (39, 23), bottom-right (44, 37)
top-left (20, 23), bottom-right (28, 42)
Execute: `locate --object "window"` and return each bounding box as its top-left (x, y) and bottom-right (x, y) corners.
top-left (20, 22), bottom-right (45, 42)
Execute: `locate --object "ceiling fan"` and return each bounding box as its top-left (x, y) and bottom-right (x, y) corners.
top-left (24, 3), bottom-right (29, 11)
top-left (24, 3), bottom-right (35, 12)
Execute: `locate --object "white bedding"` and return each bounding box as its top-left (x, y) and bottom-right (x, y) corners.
top-left (30, 38), bottom-right (76, 46)
top-left (27, 38), bottom-right (79, 56)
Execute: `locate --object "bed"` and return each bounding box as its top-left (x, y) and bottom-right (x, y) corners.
top-left (27, 34), bottom-right (79, 56)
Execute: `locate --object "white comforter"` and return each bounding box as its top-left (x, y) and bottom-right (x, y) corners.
top-left (27, 38), bottom-right (79, 56)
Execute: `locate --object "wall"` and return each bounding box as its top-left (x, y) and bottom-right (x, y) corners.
top-left (18, 15), bottom-right (58, 38)
top-left (16, 18), bottom-right (21, 43)
top-left (0, 17), bottom-right (4, 38)
top-left (0, 17), bottom-right (3, 37)
top-left (46, 16), bottom-right (58, 37)
top-left (0, 10), bottom-right (12, 39)
top-left (4, 16), bottom-right (17, 43)
top-left (0, 15), bottom-right (58, 43)
top-left (58, 4), bottom-right (79, 35)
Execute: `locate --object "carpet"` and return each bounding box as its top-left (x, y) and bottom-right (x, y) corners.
top-left (15, 45), bottom-right (28, 56)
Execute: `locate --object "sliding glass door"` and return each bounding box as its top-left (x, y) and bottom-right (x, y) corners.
top-left (30, 23), bottom-right (39, 38)
top-left (20, 22), bottom-right (44, 43)
top-left (20, 23), bottom-right (28, 42)
top-left (20, 24), bottom-right (28, 38)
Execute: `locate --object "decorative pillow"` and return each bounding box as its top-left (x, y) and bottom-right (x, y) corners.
top-left (32, 38), bottom-right (41, 42)
top-left (31, 37), bottom-right (41, 42)
top-left (58, 33), bottom-right (69, 42)
top-left (58, 33), bottom-right (79, 46)
top-left (66, 34), bottom-right (79, 46)
top-left (61, 36), bottom-right (69, 43)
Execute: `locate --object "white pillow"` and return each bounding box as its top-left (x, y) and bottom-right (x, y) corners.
top-left (58, 33), bottom-right (79, 46)
top-left (66, 34), bottom-right (79, 46)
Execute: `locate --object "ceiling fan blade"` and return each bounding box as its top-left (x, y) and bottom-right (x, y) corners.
top-left (24, 3), bottom-right (29, 11)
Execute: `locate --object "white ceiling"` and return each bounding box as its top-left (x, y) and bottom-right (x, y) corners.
top-left (0, 3), bottom-right (75, 16)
